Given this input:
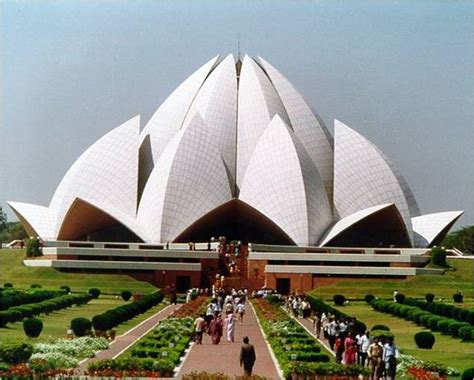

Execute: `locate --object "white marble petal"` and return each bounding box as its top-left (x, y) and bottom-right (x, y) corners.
top-left (412, 211), bottom-right (464, 247)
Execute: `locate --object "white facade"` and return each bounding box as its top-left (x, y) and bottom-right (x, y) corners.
top-left (8, 55), bottom-right (462, 248)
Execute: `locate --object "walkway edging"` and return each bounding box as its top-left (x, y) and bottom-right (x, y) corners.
top-left (250, 301), bottom-right (285, 380)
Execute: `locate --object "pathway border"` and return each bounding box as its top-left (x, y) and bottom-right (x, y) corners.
top-left (250, 301), bottom-right (285, 379)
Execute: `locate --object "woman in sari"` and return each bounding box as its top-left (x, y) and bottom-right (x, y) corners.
top-left (344, 331), bottom-right (357, 365)
top-left (208, 312), bottom-right (223, 344)
top-left (224, 312), bottom-right (235, 342)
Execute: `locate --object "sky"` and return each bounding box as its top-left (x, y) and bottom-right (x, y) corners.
top-left (0, 0), bottom-right (473, 229)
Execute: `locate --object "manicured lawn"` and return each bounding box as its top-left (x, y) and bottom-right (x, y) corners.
top-left (0, 295), bottom-right (167, 341)
top-left (0, 296), bottom-right (124, 341)
top-left (310, 258), bottom-right (474, 299)
top-left (332, 301), bottom-right (474, 373)
top-left (0, 249), bottom-right (157, 294)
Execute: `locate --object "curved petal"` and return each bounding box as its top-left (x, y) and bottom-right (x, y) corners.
top-left (7, 202), bottom-right (55, 240)
top-left (257, 56), bottom-right (334, 202)
top-left (412, 211), bottom-right (464, 247)
top-left (239, 115), bottom-right (332, 246)
top-left (137, 113), bottom-right (233, 242)
top-left (237, 55), bottom-right (291, 188)
top-left (49, 116), bottom-right (141, 236)
top-left (334, 120), bottom-right (420, 244)
top-left (320, 203), bottom-right (411, 247)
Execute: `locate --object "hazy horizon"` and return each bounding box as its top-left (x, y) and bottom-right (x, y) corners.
top-left (1, 0), bottom-right (473, 230)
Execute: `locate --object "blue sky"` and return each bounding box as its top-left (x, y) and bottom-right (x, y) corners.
top-left (1, 0), bottom-right (473, 227)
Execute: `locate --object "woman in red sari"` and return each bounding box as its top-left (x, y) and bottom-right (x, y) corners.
top-left (344, 331), bottom-right (357, 365)
top-left (208, 313), bottom-right (223, 344)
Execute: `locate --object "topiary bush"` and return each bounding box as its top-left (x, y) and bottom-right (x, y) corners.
top-left (88, 288), bottom-right (101, 299)
top-left (395, 293), bottom-right (405, 303)
top-left (30, 284), bottom-right (42, 289)
top-left (431, 246), bottom-right (447, 266)
top-left (459, 326), bottom-right (473, 341)
top-left (333, 294), bottom-right (346, 306)
top-left (121, 290), bottom-right (132, 302)
top-left (92, 314), bottom-right (111, 332)
top-left (453, 292), bottom-right (464, 303)
top-left (425, 293), bottom-right (435, 303)
top-left (461, 368), bottom-right (474, 380)
top-left (0, 340), bottom-right (33, 364)
top-left (365, 294), bottom-right (375, 303)
top-left (70, 317), bottom-right (92, 337)
top-left (371, 324), bottom-right (390, 331)
top-left (22, 317), bottom-right (43, 338)
top-left (60, 285), bottom-right (71, 293)
top-left (414, 331), bottom-right (435, 349)
top-left (3, 283), bottom-right (13, 288)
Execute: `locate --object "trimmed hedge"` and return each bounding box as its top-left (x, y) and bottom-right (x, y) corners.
top-left (453, 292), bottom-right (464, 303)
top-left (370, 299), bottom-right (474, 341)
top-left (425, 293), bottom-right (435, 303)
top-left (0, 289), bottom-right (66, 310)
top-left (414, 331), bottom-right (435, 349)
top-left (371, 324), bottom-right (390, 331)
top-left (306, 295), bottom-right (366, 333)
top-left (88, 288), bottom-right (101, 299)
top-left (70, 317), bottom-right (92, 337)
top-left (364, 294), bottom-right (375, 303)
top-left (121, 290), bottom-right (132, 302)
top-left (400, 297), bottom-right (473, 326)
top-left (23, 317), bottom-right (43, 338)
top-left (333, 294), bottom-right (346, 306)
top-left (0, 293), bottom-right (92, 326)
top-left (461, 368), bottom-right (474, 380)
top-left (91, 291), bottom-right (163, 331)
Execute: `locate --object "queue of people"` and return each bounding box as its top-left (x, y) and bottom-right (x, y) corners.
top-left (286, 295), bottom-right (400, 380)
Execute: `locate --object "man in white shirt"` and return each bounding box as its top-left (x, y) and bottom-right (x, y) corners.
top-left (356, 331), bottom-right (371, 367)
top-left (383, 337), bottom-right (400, 380)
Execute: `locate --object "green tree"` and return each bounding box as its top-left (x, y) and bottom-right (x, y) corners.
top-left (0, 206), bottom-right (6, 230)
top-left (442, 226), bottom-right (474, 254)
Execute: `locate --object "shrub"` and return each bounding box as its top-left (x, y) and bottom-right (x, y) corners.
top-left (425, 293), bottom-right (435, 303)
top-left (70, 317), bottom-right (92, 337)
top-left (371, 330), bottom-right (394, 340)
top-left (414, 331), bottom-right (435, 349)
top-left (333, 294), bottom-right (346, 306)
top-left (461, 368), bottom-right (474, 380)
top-left (428, 316), bottom-right (443, 331)
top-left (448, 321), bottom-right (466, 337)
top-left (453, 292), bottom-right (464, 303)
top-left (60, 285), bottom-right (71, 293)
top-left (459, 326), bottom-right (473, 341)
top-left (437, 319), bottom-right (451, 335)
top-left (371, 324), bottom-right (390, 331)
top-left (431, 246), bottom-right (447, 266)
top-left (92, 314), bottom-right (110, 332)
top-left (4, 283), bottom-right (13, 288)
top-left (30, 284), bottom-right (42, 289)
top-left (26, 238), bottom-right (42, 257)
top-left (121, 290), bottom-right (132, 302)
top-left (88, 288), bottom-right (101, 299)
top-left (0, 340), bottom-right (33, 364)
top-left (365, 294), bottom-right (375, 303)
top-left (395, 293), bottom-right (405, 303)
top-left (23, 317), bottom-right (43, 338)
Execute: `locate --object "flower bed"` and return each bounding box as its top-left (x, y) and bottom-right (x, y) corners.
top-left (30, 336), bottom-right (109, 369)
top-left (397, 353), bottom-right (459, 379)
top-left (88, 297), bottom-right (208, 377)
top-left (252, 298), bottom-right (369, 379)
top-left (370, 299), bottom-right (474, 341)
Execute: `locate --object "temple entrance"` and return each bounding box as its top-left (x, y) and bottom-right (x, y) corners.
top-left (276, 278), bottom-right (291, 295)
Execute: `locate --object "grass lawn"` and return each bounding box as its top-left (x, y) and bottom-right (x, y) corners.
top-left (332, 302), bottom-right (474, 373)
top-left (310, 258), bottom-right (474, 300)
top-left (0, 249), bottom-right (157, 294)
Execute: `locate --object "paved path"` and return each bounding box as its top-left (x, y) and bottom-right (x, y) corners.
top-left (288, 313), bottom-right (335, 357)
top-left (79, 303), bottom-right (181, 372)
top-left (178, 302), bottom-right (281, 379)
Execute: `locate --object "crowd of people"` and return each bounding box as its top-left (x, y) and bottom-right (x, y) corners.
top-left (286, 294), bottom-right (400, 380)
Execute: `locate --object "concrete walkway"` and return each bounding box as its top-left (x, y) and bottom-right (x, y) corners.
top-left (178, 302), bottom-right (281, 379)
top-left (79, 303), bottom-right (181, 373)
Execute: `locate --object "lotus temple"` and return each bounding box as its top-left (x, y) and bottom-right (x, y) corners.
top-left (8, 55), bottom-right (463, 293)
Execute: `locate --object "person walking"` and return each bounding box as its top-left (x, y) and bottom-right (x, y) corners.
top-left (236, 301), bottom-right (246, 325)
top-left (208, 313), bottom-right (223, 344)
top-left (343, 331), bottom-right (357, 365)
top-left (368, 336), bottom-right (384, 380)
top-left (356, 331), bottom-right (371, 367)
top-left (193, 313), bottom-right (206, 345)
top-left (383, 337), bottom-right (400, 380)
top-left (240, 336), bottom-right (256, 376)
top-left (224, 312), bottom-right (235, 342)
